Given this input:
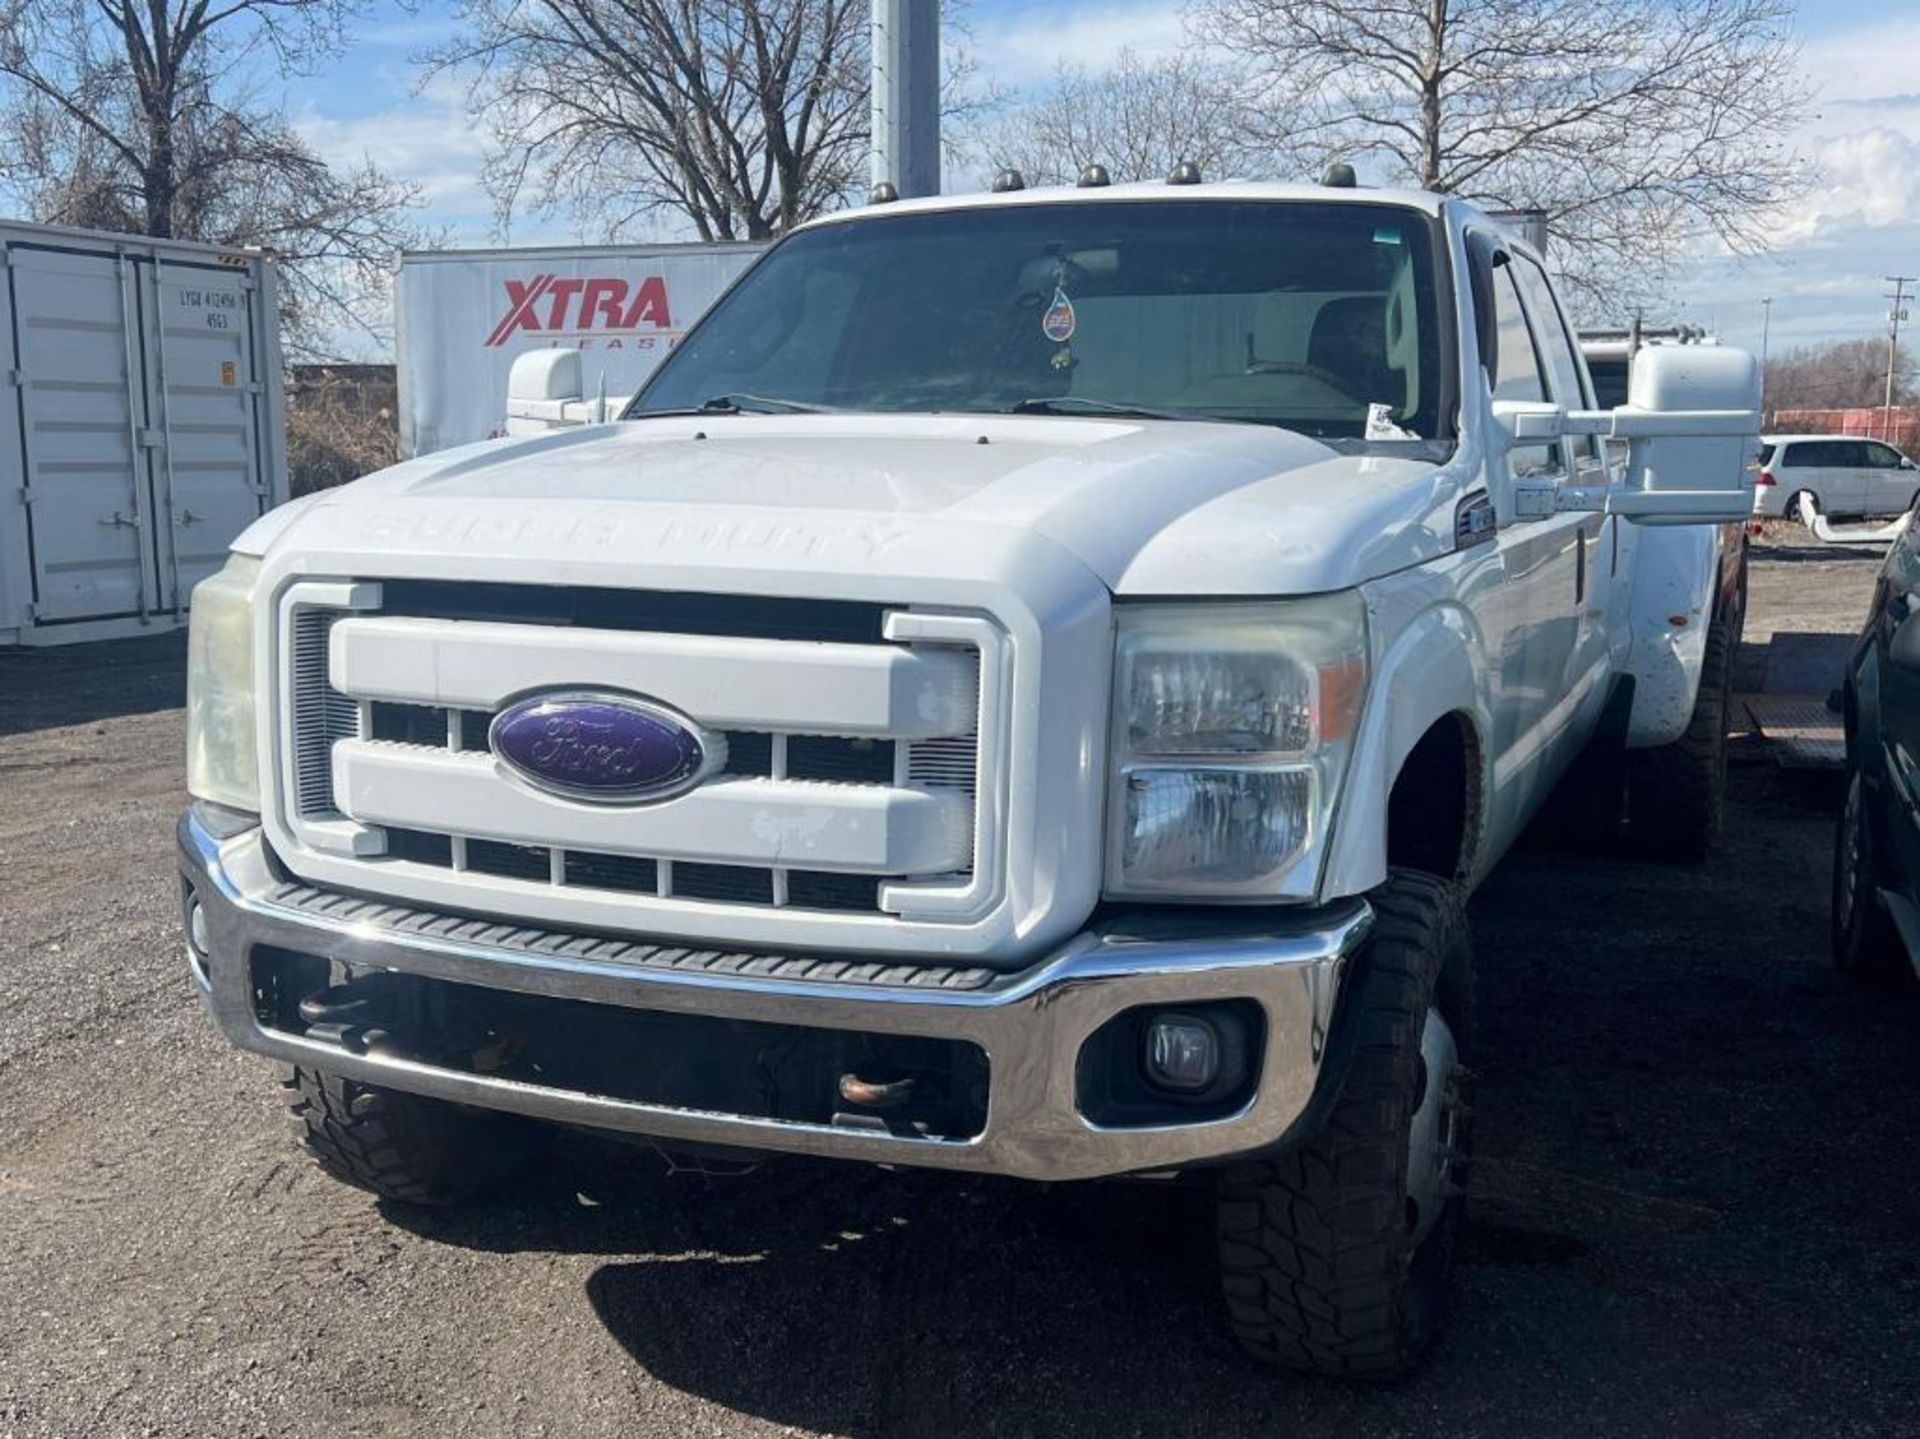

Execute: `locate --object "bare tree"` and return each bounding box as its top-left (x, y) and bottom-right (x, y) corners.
top-left (427, 0), bottom-right (872, 242)
top-left (1209, 0), bottom-right (1806, 313)
top-left (0, 0), bottom-right (425, 355)
top-left (1766, 339), bottom-right (1917, 414)
top-left (975, 48), bottom-right (1263, 188)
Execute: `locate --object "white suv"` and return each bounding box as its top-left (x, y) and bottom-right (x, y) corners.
top-left (1754, 434), bottom-right (1920, 521)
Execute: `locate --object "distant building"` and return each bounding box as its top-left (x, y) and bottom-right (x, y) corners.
top-left (1771, 406), bottom-right (1920, 453)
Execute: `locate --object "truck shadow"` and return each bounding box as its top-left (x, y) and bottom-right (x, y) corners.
top-left (389, 1129), bottom-right (1608, 1436)
top-left (393, 1151), bottom-right (1298, 1436)
top-left (0, 631), bottom-right (187, 735)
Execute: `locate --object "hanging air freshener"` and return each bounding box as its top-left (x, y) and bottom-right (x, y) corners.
top-left (1042, 283), bottom-right (1076, 370)
top-left (1041, 285), bottom-right (1076, 343)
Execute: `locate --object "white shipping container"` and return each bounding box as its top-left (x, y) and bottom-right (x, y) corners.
top-left (0, 220), bottom-right (289, 646)
top-left (395, 241), bottom-right (765, 457)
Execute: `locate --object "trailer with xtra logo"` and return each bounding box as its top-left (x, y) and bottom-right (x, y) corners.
top-left (394, 240), bottom-right (765, 458)
top-left (0, 219), bottom-right (288, 647)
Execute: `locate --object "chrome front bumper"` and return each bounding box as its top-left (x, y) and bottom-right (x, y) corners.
top-left (180, 810), bottom-right (1369, 1182)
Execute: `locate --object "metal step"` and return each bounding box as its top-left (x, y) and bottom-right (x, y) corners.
top-left (1741, 693), bottom-right (1845, 769)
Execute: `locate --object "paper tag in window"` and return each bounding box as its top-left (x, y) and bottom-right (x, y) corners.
top-left (1365, 403), bottom-right (1416, 441)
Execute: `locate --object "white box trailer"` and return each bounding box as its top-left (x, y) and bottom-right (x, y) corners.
top-left (0, 220), bottom-right (288, 646)
top-left (395, 240), bottom-right (765, 457)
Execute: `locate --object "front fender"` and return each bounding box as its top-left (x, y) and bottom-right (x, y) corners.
top-left (1321, 596), bottom-right (1492, 900)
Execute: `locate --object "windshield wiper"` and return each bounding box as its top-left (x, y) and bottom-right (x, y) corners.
top-left (697, 393), bottom-right (825, 415)
top-left (1006, 396), bottom-right (1217, 423)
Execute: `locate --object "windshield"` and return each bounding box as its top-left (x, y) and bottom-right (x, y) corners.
top-left (628, 200), bottom-right (1450, 442)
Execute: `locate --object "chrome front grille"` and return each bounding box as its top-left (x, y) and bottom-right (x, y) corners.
top-left (273, 581), bottom-right (1001, 930)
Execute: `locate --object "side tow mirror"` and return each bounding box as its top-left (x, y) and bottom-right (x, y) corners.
top-left (504, 349), bottom-right (596, 437)
top-left (1579, 345), bottom-right (1761, 525)
top-left (507, 348), bottom-right (583, 404)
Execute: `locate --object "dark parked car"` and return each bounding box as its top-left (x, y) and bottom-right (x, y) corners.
top-left (1836, 519), bottom-right (1920, 981)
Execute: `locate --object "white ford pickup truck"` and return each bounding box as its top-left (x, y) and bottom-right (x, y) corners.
top-left (179, 176), bottom-right (1758, 1377)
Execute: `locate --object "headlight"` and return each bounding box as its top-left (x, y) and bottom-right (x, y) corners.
top-left (186, 553), bottom-right (263, 812)
top-left (1106, 594), bottom-right (1367, 899)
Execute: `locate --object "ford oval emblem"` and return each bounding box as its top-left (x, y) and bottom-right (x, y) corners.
top-left (488, 691), bottom-right (723, 804)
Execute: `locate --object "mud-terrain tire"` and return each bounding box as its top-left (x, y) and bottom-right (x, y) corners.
top-left (286, 1066), bottom-right (538, 1205)
top-left (1215, 870), bottom-right (1474, 1380)
top-left (1832, 770), bottom-right (1910, 981)
top-left (1625, 610), bottom-right (1734, 862)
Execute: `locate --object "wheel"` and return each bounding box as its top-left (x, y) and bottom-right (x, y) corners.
top-left (286, 1066), bottom-right (539, 1205)
top-left (1788, 490), bottom-right (1820, 524)
top-left (1832, 769), bottom-right (1909, 979)
top-left (1216, 870), bottom-right (1474, 1379)
top-left (1625, 611), bottom-right (1733, 862)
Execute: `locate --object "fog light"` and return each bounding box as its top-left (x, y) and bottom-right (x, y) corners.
top-left (187, 896), bottom-right (209, 957)
top-left (1145, 1013), bottom-right (1221, 1093)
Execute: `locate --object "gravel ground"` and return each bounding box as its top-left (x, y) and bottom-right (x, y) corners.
top-left (2, 538), bottom-right (1917, 1438)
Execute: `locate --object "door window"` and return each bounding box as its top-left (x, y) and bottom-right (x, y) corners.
top-left (1512, 257), bottom-right (1603, 468)
top-left (1487, 264), bottom-right (1563, 475)
top-left (1489, 267), bottom-right (1547, 404)
top-left (1864, 442), bottom-right (1905, 468)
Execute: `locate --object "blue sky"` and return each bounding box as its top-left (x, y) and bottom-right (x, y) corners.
top-left (284, 0), bottom-right (1920, 361)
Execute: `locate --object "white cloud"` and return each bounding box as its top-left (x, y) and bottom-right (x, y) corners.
top-left (964, 3), bottom-right (1190, 91)
top-left (1801, 21), bottom-right (1920, 112)
top-left (293, 76), bottom-right (492, 223)
top-left (1661, 14), bottom-right (1920, 350)
top-left (1771, 126), bottom-right (1920, 245)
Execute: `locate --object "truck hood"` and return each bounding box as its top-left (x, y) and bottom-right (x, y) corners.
top-left (247, 414), bottom-right (1464, 597)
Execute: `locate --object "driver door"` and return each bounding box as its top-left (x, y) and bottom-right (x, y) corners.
top-left (1471, 242), bottom-right (1586, 826)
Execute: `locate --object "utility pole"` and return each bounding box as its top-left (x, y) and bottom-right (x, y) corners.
top-left (1760, 297), bottom-right (1772, 423)
top-left (871, 0), bottom-right (940, 199)
top-left (1886, 276), bottom-right (1914, 442)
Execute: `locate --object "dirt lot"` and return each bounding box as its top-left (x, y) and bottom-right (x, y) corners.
top-left (2, 537), bottom-right (1917, 1438)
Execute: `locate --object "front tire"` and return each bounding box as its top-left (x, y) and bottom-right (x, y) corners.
top-left (286, 1066), bottom-right (539, 1205)
top-left (1215, 870), bottom-right (1474, 1379)
top-left (1832, 770), bottom-right (1909, 980)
